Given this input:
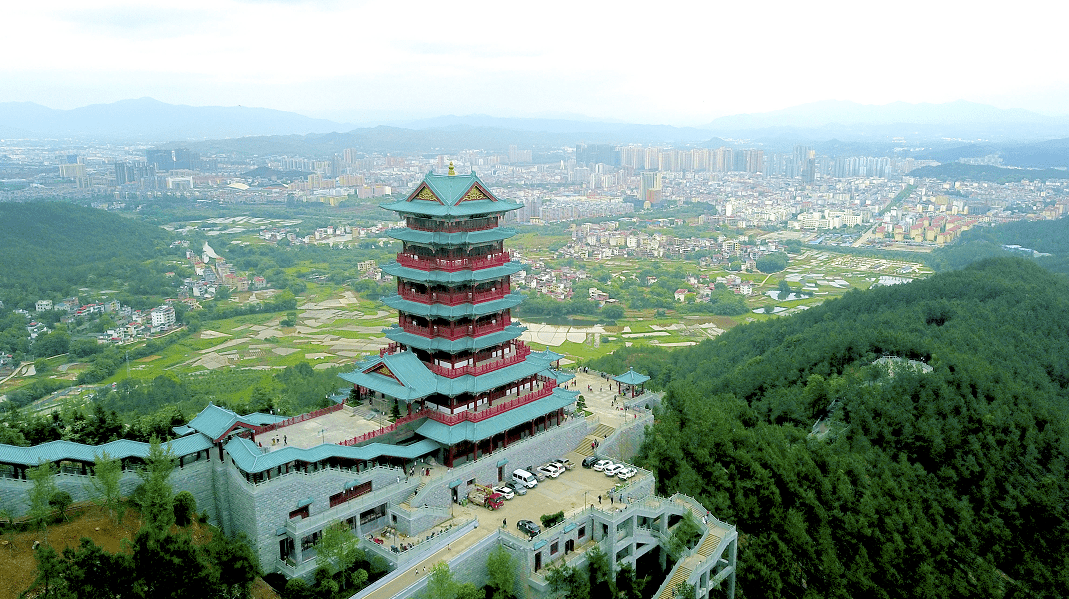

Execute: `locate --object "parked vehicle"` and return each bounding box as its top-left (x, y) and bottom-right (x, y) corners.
top-left (505, 481), bottom-right (527, 496)
top-left (493, 485), bottom-right (515, 500)
top-left (468, 484), bottom-right (505, 510)
top-left (618, 467), bottom-right (637, 480)
top-left (552, 458), bottom-right (576, 470)
top-left (517, 519), bottom-right (540, 537)
top-left (604, 463), bottom-right (627, 477)
top-left (582, 456), bottom-right (599, 468)
top-left (512, 469), bottom-right (538, 488)
top-left (593, 459), bottom-right (613, 472)
top-left (535, 464), bottom-right (561, 479)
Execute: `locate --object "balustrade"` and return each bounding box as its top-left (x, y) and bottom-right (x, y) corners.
top-left (396, 285), bottom-right (510, 306)
top-left (397, 316), bottom-right (511, 340)
top-left (395, 252), bottom-right (510, 272)
top-left (428, 342), bottom-right (531, 378)
top-left (405, 217), bottom-right (498, 233)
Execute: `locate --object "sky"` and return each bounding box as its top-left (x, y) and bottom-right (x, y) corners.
top-left (3, 0), bottom-right (1069, 126)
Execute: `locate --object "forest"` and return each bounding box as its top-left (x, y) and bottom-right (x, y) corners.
top-left (592, 258), bottom-right (1069, 598)
top-left (0, 202), bottom-right (182, 309)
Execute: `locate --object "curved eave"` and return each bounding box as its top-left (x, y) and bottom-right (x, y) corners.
top-left (224, 437), bottom-right (444, 475)
top-left (434, 356), bottom-right (553, 397)
top-left (383, 324), bottom-right (524, 353)
top-left (386, 227), bottom-right (517, 246)
top-left (383, 293), bottom-right (523, 319)
top-left (0, 435), bottom-right (213, 467)
top-left (414, 388), bottom-right (579, 445)
top-left (380, 199), bottom-right (522, 218)
top-left (381, 261), bottom-right (522, 284)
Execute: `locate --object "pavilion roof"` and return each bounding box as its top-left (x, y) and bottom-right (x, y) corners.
top-left (612, 367), bottom-right (651, 385)
top-left (381, 172), bottom-right (522, 218)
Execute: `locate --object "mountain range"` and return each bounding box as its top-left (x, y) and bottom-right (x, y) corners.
top-left (3, 97), bottom-right (1069, 153)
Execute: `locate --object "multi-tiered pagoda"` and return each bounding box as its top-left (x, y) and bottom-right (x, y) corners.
top-left (341, 166), bottom-right (576, 468)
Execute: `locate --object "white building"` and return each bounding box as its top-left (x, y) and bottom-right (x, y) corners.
top-left (150, 305), bottom-right (176, 330)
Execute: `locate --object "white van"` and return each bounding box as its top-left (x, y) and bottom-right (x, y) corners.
top-left (512, 469), bottom-right (538, 488)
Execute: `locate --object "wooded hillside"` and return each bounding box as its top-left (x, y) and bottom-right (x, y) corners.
top-left (596, 258), bottom-right (1069, 598)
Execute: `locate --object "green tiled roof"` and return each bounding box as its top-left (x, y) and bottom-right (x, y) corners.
top-left (380, 261), bottom-right (522, 284)
top-left (384, 324), bottom-right (523, 353)
top-left (224, 437), bottom-right (443, 474)
top-left (339, 350), bottom-right (556, 399)
top-left (612, 368), bottom-right (651, 385)
top-left (338, 351), bottom-right (438, 400)
top-left (0, 435), bottom-right (213, 467)
top-left (186, 403), bottom-right (252, 441)
top-left (387, 227), bottom-right (517, 246)
top-left (414, 387), bottom-right (579, 444)
top-left (380, 172), bottom-right (522, 218)
top-left (382, 294), bottom-right (523, 319)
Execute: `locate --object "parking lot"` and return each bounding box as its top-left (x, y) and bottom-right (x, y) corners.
top-left (456, 453), bottom-right (645, 538)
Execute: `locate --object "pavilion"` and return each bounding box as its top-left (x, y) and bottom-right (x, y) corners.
top-left (612, 367), bottom-right (650, 398)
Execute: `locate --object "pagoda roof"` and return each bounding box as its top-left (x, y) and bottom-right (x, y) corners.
top-left (384, 324), bottom-right (524, 353)
top-left (612, 367), bottom-right (651, 385)
top-left (340, 350), bottom-right (559, 400)
top-left (382, 293), bottom-right (523, 319)
top-left (414, 387), bottom-right (579, 445)
top-left (224, 436), bottom-right (443, 475)
top-left (381, 261), bottom-right (522, 284)
top-left (387, 227), bottom-right (517, 246)
top-left (338, 351), bottom-right (438, 400)
top-left (381, 172), bottom-right (521, 218)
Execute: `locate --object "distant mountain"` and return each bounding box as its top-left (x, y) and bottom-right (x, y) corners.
top-left (0, 98), bottom-right (355, 141)
top-left (704, 100), bottom-right (1069, 141)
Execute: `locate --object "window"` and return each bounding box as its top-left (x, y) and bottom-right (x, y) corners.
top-left (329, 481), bottom-right (372, 507)
top-left (578, 525), bottom-right (586, 539)
top-left (289, 506), bottom-right (309, 520)
top-left (550, 541), bottom-right (558, 555)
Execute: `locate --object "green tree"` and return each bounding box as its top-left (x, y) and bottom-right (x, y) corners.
top-left (24, 544), bottom-right (69, 599)
top-left (173, 491), bottom-right (197, 527)
top-left (486, 545), bottom-right (519, 599)
top-left (49, 491), bottom-right (72, 522)
top-left (546, 563), bottom-right (589, 599)
top-left (62, 537), bottom-right (134, 599)
top-left (316, 522), bottom-right (365, 586)
top-left (27, 462), bottom-right (58, 534)
top-left (136, 438), bottom-right (175, 535)
top-left (207, 533), bottom-right (261, 599)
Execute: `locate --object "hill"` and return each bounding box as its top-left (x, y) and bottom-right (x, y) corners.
top-left (0, 97), bottom-right (353, 140)
top-left (594, 258), bottom-right (1069, 598)
top-left (906, 163), bottom-right (1069, 183)
top-left (927, 217), bottom-right (1069, 275)
top-left (0, 203), bottom-right (178, 309)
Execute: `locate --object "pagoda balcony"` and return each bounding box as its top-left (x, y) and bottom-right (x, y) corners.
top-left (397, 285), bottom-right (511, 306)
top-left (429, 377), bottom-right (557, 425)
top-left (406, 216), bottom-right (499, 233)
top-left (428, 341), bottom-right (532, 378)
top-left (397, 316), bottom-right (511, 341)
top-left (395, 251), bottom-right (510, 272)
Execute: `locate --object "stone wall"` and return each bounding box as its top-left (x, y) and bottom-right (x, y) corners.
top-left (596, 412), bottom-right (653, 463)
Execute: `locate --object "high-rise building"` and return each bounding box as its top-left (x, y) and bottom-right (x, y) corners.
top-left (640, 171), bottom-right (662, 204)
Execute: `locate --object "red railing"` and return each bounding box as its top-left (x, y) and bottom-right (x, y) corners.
top-left (253, 402), bottom-right (346, 435)
top-left (398, 317), bottom-right (510, 340)
top-left (429, 344), bottom-right (532, 378)
top-left (397, 285), bottom-right (511, 306)
top-left (395, 252), bottom-right (510, 272)
top-left (406, 217), bottom-right (499, 233)
top-left (338, 380), bottom-right (558, 446)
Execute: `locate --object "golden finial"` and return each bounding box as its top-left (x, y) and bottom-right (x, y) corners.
top-left (448, 161), bottom-right (455, 176)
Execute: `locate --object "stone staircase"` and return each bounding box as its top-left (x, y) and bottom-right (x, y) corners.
top-left (657, 563), bottom-right (693, 599)
top-left (695, 529), bottom-right (723, 559)
top-left (574, 423), bottom-right (615, 457)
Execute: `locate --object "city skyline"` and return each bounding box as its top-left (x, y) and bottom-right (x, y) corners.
top-left (4, 0), bottom-right (1069, 126)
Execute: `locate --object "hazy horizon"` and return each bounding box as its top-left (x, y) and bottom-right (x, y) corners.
top-left (4, 0), bottom-right (1069, 126)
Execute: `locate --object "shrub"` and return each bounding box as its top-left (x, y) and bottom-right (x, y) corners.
top-left (174, 490), bottom-right (197, 526)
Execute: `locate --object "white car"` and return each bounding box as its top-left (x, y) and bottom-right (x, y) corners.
top-left (617, 467), bottom-right (637, 480)
top-left (535, 465), bottom-right (561, 479)
top-left (604, 464), bottom-right (627, 477)
top-left (593, 460), bottom-right (613, 472)
top-left (544, 463), bottom-right (565, 476)
top-left (493, 485), bottom-right (515, 500)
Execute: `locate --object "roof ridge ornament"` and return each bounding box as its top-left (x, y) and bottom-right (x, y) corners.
top-left (448, 161), bottom-right (456, 176)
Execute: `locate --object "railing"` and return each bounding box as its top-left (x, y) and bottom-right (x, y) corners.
top-left (406, 217), bottom-right (498, 233)
top-left (253, 402), bottom-right (345, 435)
top-left (339, 380), bottom-right (559, 446)
top-left (428, 344), bottom-right (531, 378)
top-left (397, 317), bottom-right (510, 340)
top-left (395, 252), bottom-right (511, 272)
top-left (396, 286), bottom-right (511, 306)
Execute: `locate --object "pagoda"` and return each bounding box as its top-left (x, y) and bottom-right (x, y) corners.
top-left (340, 165), bottom-right (576, 467)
